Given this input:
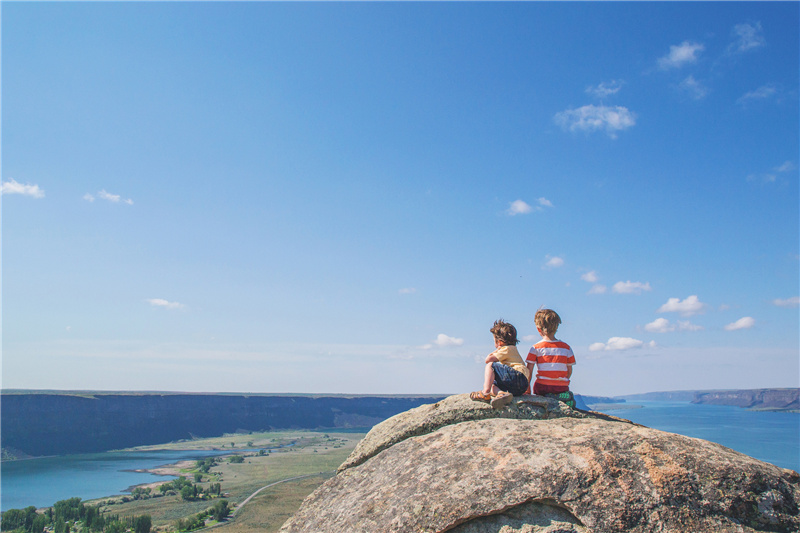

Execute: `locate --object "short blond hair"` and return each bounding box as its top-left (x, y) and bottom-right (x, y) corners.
top-left (535, 309), bottom-right (561, 337)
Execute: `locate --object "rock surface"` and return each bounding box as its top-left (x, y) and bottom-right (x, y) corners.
top-left (281, 394), bottom-right (800, 533)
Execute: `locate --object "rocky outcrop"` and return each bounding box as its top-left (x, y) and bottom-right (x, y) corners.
top-left (281, 394), bottom-right (800, 533)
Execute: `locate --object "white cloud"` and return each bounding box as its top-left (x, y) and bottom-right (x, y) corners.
top-left (87, 189), bottom-right (134, 205)
top-left (1, 178), bottom-right (45, 198)
top-left (737, 84), bottom-right (778, 106)
top-left (554, 105), bottom-right (636, 139)
top-left (507, 199), bottom-right (533, 215)
top-left (612, 281), bottom-right (652, 294)
top-left (589, 337), bottom-right (647, 352)
top-left (724, 316), bottom-right (755, 331)
top-left (147, 298), bottom-right (185, 310)
top-left (658, 41), bottom-right (704, 70)
top-left (679, 75), bottom-right (709, 100)
top-left (773, 297), bottom-right (799, 308)
top-left (729, 22), bottom-right (765, 54)
top-left (585, 80), bottom-right (624, 99)
top-left (543, 256), bottom-right (565, 269)
top-left (537, 197), bottom-right (554, 208)
top-left (581, 271), bottom-right (599, 283)
top-left (775, 161), bottom-right (796, 173)
top-left (657, 295), bottom-right (706, 317)
top-left (644, 318), bottom-right (673, 333)
top-left (645, 318), bottom-right (704, 333)
top-left (398, 288), bottom-right (417, 295)
top-left (421, 334), bottom-right (464, 350)
top-left (587, 284), bottom-right (607, 295)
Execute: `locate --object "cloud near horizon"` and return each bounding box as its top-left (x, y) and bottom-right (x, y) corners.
top-left (724, 316), bottom-right (755, 331)
top-left (657, 295), bottom-right (706, 316)
top-left (147, 298), bottom-right (185, 310)
top-left (420, 333), bottom-right (465, 350)
top-left (589, 337), bottom-right (656, 352)
top-left (773, 297), bottom-right (799, 308)
top-left (554, 105), bottom-right (636, 139)
top-left (612, 281), bottom-right (652, 294)
top-left (85, 189), bottom-right (133, 205)
top-left (644, 318), bottom-right (704, 333)
top-left (1, 178), bottom-right (45, 198)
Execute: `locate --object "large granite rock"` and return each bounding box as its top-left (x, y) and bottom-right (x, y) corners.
top-left (281, 394), bottom-right (800, 533)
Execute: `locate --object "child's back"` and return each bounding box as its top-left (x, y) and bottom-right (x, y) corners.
top-left (525, 309), bottom-right (575, 396)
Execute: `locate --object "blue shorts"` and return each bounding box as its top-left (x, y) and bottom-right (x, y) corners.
top-left (492, 362), bottom-right (530, 396)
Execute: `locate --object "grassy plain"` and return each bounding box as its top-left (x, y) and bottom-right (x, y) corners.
top-left (89, 430), bottom-right (365, 533)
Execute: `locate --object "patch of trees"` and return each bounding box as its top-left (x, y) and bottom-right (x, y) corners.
top-left (1, 498), bottom-right (151, 533)
top-left (228, 455), bottom-right (244, 464)
top-left (172, 500), bottom-right (229, 532)
top-left (158, 477), bottom-right (222, 501)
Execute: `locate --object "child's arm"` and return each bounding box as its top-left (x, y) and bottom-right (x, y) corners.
top-left (526, 362), bottom-right (535, 394)
top-left (485, 352), bottom-right (499, 364)
top-left (566, 364), bottom-right (573, 379)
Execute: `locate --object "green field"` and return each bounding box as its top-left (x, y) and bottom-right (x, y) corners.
top-left (89, 430), bottom-right (365, 533)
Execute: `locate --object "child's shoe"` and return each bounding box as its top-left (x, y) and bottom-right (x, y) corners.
top-left (490, 391), bottom-right (513, 409)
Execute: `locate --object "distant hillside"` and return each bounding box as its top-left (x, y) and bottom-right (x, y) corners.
top-left (619, 388), bottom-right (799, 410)
top-left (0, 391), bottom-right (444, 458)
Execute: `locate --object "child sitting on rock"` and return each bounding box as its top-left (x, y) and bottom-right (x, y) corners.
top-left (526, 309), bottom-right (576, 407)
top-left (471, 319), bottom-right (531, 409)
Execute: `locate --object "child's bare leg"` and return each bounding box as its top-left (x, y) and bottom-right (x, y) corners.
top-left (483, 363), bottom-right (501, 395)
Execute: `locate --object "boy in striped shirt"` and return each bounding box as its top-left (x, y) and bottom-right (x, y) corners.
top-left (526, 309), bottom-right (576, 397)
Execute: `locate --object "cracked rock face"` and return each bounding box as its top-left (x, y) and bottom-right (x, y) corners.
top-left (281, 395), bottom-right (800, 533)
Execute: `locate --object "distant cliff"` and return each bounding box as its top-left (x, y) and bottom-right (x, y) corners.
top-left (0, 392), bottom-right (444, 458)
top-left (692, 388), bottom-right (799, 410)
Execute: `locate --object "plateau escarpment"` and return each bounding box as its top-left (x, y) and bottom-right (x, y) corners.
top-left (0, 392), bottom-right (444, 457)
top-left (281, 394), bottom-right (800, 533)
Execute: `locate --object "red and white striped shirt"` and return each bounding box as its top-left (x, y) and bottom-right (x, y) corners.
top-left (526, 339), bottom-right (576, 387)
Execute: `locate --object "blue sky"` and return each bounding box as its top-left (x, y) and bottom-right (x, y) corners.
top-left (3, 2), bottom-right (798, 397)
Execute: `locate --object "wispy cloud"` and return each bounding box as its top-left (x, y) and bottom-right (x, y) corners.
top-left (587, 284), bottom-right (607, 295)
top-left (737, 84), bottom-right (779, 106)
top-left (1, 178), bottom-right (45, 198)
top-left (585, 80), bottom-right (624, 99)
top-left (581, 271), bottom-right (599, 283)
top-left (679, 75), bottom-right (709, 100)
top-left (658, 41), bottom-right (704, 70)
top-left (644, 318), bottom-right (704, 333)
top-left (398, 288), bottom-right (417, 295)
top-left (775, 161), bottom-right (796, 173)
top-left (554, 105), bottom-right (636, 139)
top-left (612, 281), bottom-right (652, 295)
top-left (147, 298), bottom-right (185, 310)
top-left (773, 297), bottom-right (799, 308)
top-left (589, 337), bottom-right (656, 352)
top-left (729, 22), bottom-right (765, 54)
top-left (724, 316), bottom-right (755, 331)
top-left (657, 295), bottom-right (707, 317)
top-left (543, 255), bottom-right (565, 269)
top-left (420, 333), bottom-right (464, 350)
top-left (85, 189), bottom-right (133, 205)
top-left (537, 197), bottom-right (554, 208)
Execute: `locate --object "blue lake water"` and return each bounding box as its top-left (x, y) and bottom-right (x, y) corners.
top-left (1, 449), bottom-right (233, 512)
top-left (599, 401), bottom-right (799, 472)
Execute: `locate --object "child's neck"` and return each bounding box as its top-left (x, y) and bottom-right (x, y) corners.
top-left (541, 333), bottom-right (556, 341)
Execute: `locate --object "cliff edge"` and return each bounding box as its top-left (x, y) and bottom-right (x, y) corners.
top-left (281, 393), bottom-right (800, 533)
